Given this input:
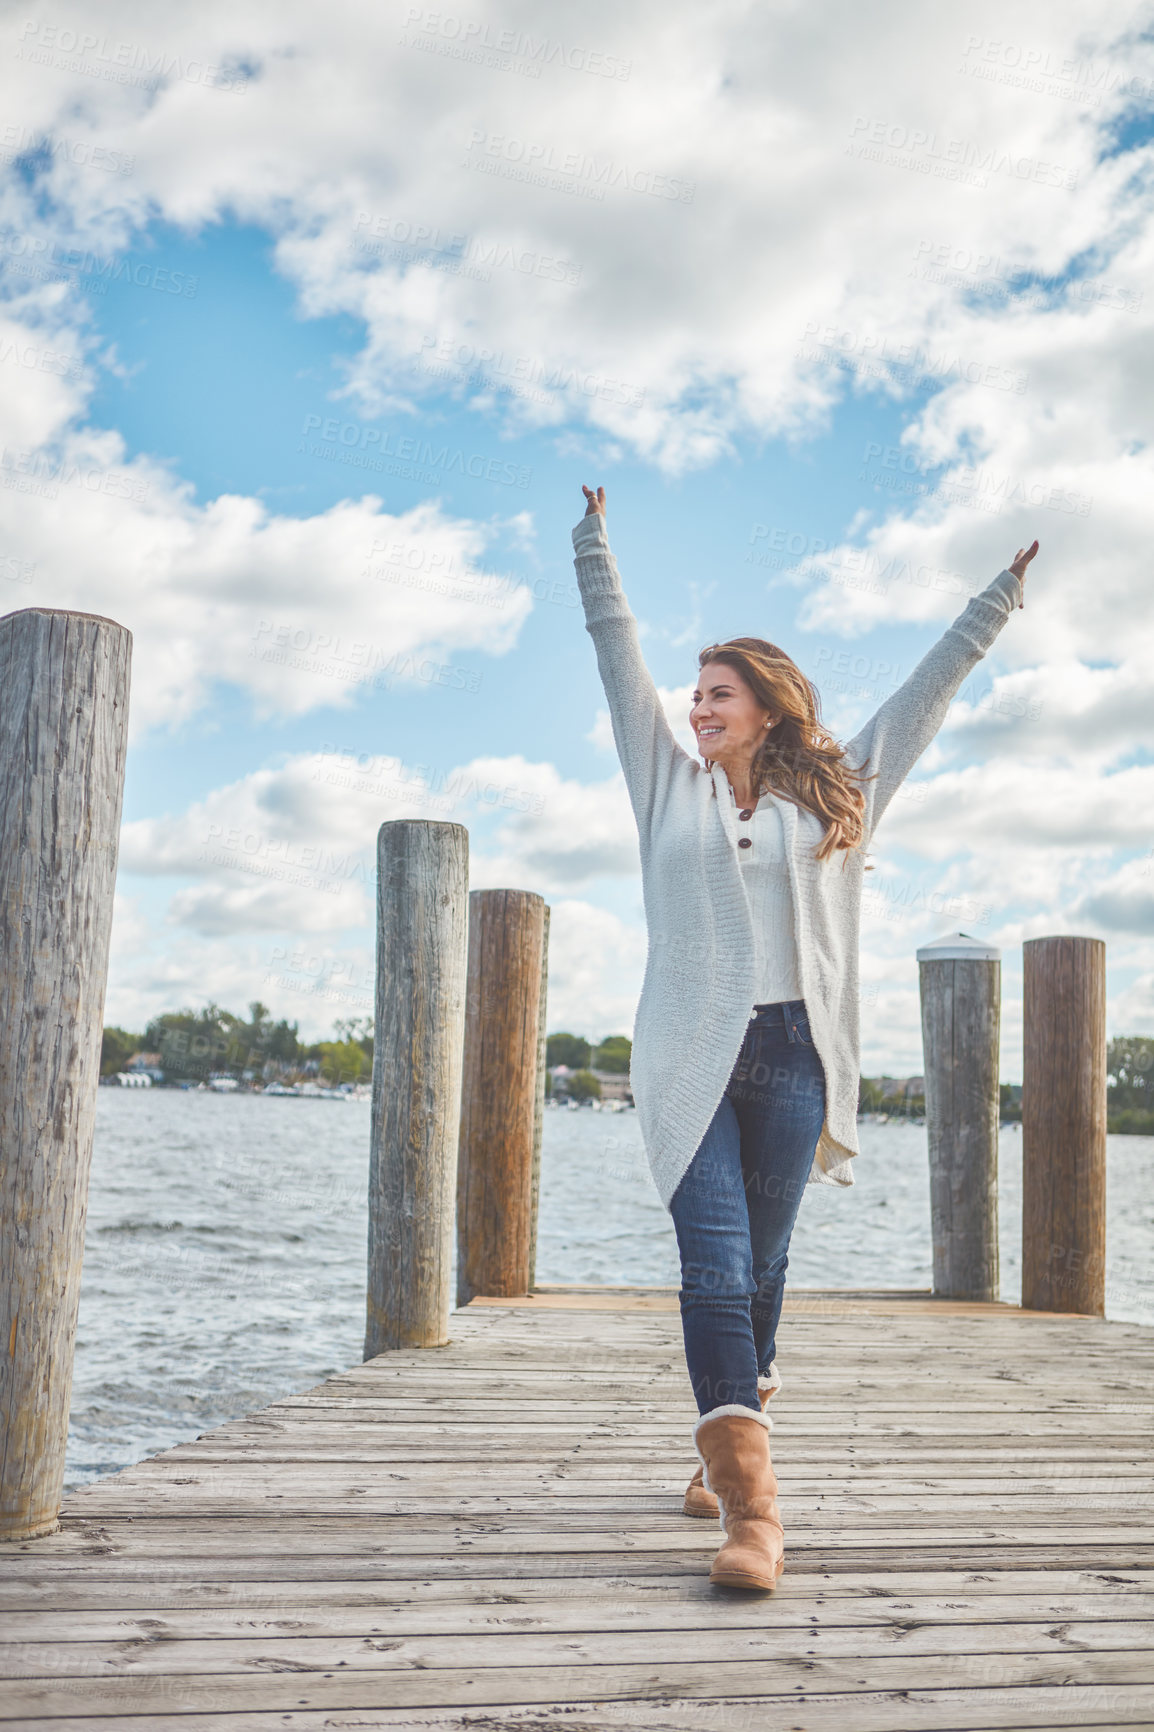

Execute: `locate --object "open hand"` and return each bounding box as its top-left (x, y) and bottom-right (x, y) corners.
top-left (1009, 539), bottom-right (1038, 609)
top-left (582, 484), bottom-right (606, 517)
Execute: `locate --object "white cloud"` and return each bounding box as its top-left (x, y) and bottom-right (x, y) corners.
top-left (0, 370), bottom-right (533, 732)
top-left (7, 0), bottom-right (1154, 1061)
top-left (1073, 856), bottom-right (1154, 936)
top-left (3, 2), bottom-right (1150, 460)
top-left (875, 759), bottom-right (1154, 861)
top-left (540, 899), bottom-right (647, 1038)
top-left (118, 747), bottom-right (640, 937)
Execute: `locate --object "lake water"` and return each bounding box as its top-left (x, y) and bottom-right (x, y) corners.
top-left (66, 1090), bottom-right (1154, 1490)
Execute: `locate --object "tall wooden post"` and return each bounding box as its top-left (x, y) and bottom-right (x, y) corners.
top-left (527, 904), bottom-right (550, 1293)
top-left (366, 821), bottom-right (469, 1357)
top-left (1022, 936), bottom-right (1107, 1316)
top-left (0, 608), bottom-right (131, 1542)
top-left (917, 930), bottom-right (1001, 1302)
top-left (457, 890), bottom-right (546, 1305)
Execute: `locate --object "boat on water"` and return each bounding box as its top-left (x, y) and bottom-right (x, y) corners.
top-left (260, 1080), bottom-right (367, 1100)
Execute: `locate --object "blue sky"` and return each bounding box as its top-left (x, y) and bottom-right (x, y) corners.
top-left (91, 222), bottom-right (944, 815)
top-left (2, 1), bottom-right (1152, 1072)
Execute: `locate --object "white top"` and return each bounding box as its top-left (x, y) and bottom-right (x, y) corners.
top-left (727, 783), bottom-right (804, 1004)
top-left (572, 509), bottom-right (1021, 1210)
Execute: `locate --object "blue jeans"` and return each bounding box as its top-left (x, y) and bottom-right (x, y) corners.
top-left (669, 1000), bottom-right (826, 1416)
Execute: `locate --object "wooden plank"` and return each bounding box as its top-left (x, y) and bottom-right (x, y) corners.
top-left (464, 1290), bottom-right (1106, 1317)
top-left (5, 1620), bottom-right (1154, 1679)
top-left (7, 1590), bottom-right (1154, 1641)
top-left (7, 1553), bottom-right (1154, 1591)
top-left (0, 1648), bottom-right (1150, 1719)
top-left (150, 1452), bottom-right (1152, 1475)
top-left (8, 1693), bottom-right (1154, 1732)
top-left (3, 1567), bottom-right (1150, 1612)
top-left (10, 1522), bottom-right (1154, 1561)
top-left (56, 1485), bottom-right (1154, 1517)
top-left (268, 1376), bottom-right (1154, 1395)
top-left (120, 1453), bottom-right (1154, 1474)
top-left (255, 1396), bottom-right (1151, 1417)
top-left (60, 1451), bottom-right (1154, 1490)
top-left (146, 1417), bottom-right (1152, 1443)
top-left (49, 1510), bottom-right (1154, 1537)
top-left (141, 1450), bottom-right (1154, 1482)
top-left (111, 1418), bottom-right (1154, 1443)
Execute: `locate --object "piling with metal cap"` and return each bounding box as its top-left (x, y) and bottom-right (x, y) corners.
top-left (916, 928), bottom-right (1002, 1301)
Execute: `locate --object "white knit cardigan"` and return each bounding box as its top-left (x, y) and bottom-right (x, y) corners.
top-left (572, 509), bottom-right (1022, 1211)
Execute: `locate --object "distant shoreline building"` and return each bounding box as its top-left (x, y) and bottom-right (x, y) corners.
top-left (590, 1068), bottom-right (634, 1105)
top-left (548, 1064), bottom-right (634, 1106)
top-left (127, 1051), bottom-right (164, 1081)
top-left (877, 1075), bottom-right (924, 1101)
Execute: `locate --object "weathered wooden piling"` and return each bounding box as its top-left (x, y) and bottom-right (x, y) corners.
top-left (1022, 935), bottom-right (1107, 1315)
top-left (0, 607), bottom-right (131, 1542)
top-left (917, 929), bottom-right (1001, 1302)
top-left (456, 889), bottom-right (547, 1305)
top-left (527, 903), bottom-right (550, 1292)
top-left (365, 820), bottom-right (469, 1356)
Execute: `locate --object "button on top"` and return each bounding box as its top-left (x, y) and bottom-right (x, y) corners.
top-left (738, 837), bottom-right (752, 849)
top-left (738, 808), bottom-right (753, 821)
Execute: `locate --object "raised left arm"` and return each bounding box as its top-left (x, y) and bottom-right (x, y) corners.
top-left (845, 564), bottom-right (1024, 839)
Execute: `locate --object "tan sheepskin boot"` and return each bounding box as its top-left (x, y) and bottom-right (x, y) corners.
top-left (682, 1366), bottom-right (779, 1517)
top-left (693, 1404), bottom-right (784, 1591)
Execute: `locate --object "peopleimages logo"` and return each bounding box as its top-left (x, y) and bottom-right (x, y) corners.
top-left (16, 21), bottom-right (250, 91)
top-left (0, 445), bottom-right (149, 502)
top-left (298, 415), bottom-right (533, 487)
top-left (351, 213), bottom-right (582, 285)
top-left (846, 115), bottom-right (1077, 190)
top-left (0, 121), bottom-right (134, 176)
top-left (400, 8), bottom-right (632, 79)
top-left (0, 232), bottom-right (198, 296)
top-left (464, 130), bottom-right (695, 203)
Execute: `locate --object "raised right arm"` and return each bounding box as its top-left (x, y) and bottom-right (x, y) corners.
top-left (572, 507), bottom-right (691, 838)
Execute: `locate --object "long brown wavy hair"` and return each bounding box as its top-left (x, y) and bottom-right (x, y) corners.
top-left (697, 636), bottom-right (876, 865)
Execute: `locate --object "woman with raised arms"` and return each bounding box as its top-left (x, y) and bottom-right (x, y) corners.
top-left (572, 482), bottom-right (1036, 1592)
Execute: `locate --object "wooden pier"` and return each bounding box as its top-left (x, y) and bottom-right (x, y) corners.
top-left (0, 662), bottom-right (1148, 1729)
top-left (3, 1287), bottom-right (1152, 1730)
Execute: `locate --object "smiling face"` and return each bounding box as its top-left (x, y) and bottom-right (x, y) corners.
top-left (690, 659), bottom-right (776, 770)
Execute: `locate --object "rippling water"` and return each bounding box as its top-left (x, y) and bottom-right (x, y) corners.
top-left (66, 1089), bottom-right (1154, 1489)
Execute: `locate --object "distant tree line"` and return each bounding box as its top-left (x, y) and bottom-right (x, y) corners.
top-left (857, 1076), bottom-right (926, 1119)
top-left (99, 1013), bottom-right (1154, 1133)
top-left (101, 1013), bottom-right (637, 1094)
top-left (101, 1002), bottom-right (374, 1087)
top-left (1107, 1036), bottom-right (1154, 1134)
top-left (546, 1032), bottom-right (631, 1072)
top-left (856, 1036), bottom-right (1154, 1135)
